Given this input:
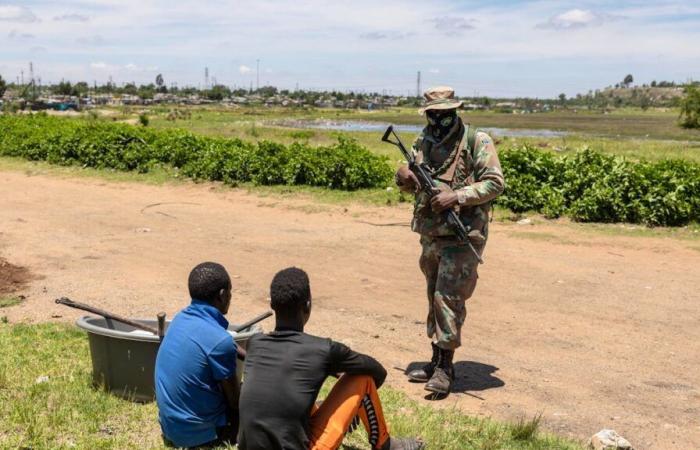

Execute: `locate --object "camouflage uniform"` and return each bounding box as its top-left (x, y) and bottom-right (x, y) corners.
top-left (411, 118), bottom-right (504, 350)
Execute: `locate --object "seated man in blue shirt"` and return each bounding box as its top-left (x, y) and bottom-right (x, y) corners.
top-left (155, 261), bottom-right (240, 448)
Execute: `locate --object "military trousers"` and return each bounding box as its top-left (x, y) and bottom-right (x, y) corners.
top-left (419, 235), bottom-right (483, 350)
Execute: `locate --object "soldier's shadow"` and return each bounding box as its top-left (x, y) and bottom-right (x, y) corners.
top-left (404, 360), bottom-right (504, 400)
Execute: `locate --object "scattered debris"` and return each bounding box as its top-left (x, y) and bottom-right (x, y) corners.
top-left (589, 429), bottom-right (633, 450)
top-left (35, 375), bottom-right (50, 384)
top-left (0, 258), bottom-right (32, 295)
top-left (134, 227), bottom-right (152, 233)
top-left (517, 218), bottom-right (532, 225)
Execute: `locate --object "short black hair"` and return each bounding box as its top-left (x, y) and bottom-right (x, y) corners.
top-left (270, 267), bottom-right (310, 315)
top-left (188, 262), bottom-right (231, 303)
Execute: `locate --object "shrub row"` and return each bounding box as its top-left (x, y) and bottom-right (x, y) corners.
top-left (498, 145), bottom-right (700, 226)
top-left (0, 114), bottom-right (393, 190)
top-left (1, 114), bottom-right (698, 226)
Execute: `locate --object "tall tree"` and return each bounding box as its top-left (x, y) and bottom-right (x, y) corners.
top-left (155, 73), bottom-right (166, 93)
top-left (0, 74), bottom-right (6, 98)
top-left (623, 74), bottom-right (634, 88)
top-left (679, 85), bottom-right (700, 129)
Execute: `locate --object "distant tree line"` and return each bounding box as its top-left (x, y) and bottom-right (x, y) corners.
top-left (1, 71), bottom-right (698, 115)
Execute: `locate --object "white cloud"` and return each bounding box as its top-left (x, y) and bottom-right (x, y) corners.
top-left (124, 63), bottom-right (158, 72)
top-left (360, 31), bottom-right (414, 40)
top-left (0, 5), bottom-right (38, 23)
top-left (432, 16), bottom-right (474, 35)
top-left (76, 35), bottom-right (107, 46)
top-left (8, 29), bottom-right (35, 40)
top-left (1, 0), bottom-right (699, 96)
top-left (90, 62), bottom-right (109, 70)
top-left (54, 14), bottom-right (89, 23)
top-left (428, 68), bottom-right (440, 74)
top-left (537, 9), bottom-right (608, 30)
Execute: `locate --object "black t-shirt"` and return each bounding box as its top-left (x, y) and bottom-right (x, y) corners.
top-left (238, 329), bottom-right (387, 450)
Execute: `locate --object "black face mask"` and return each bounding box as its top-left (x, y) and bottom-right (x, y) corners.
top-left (426, 109), bottom-right (458, 140)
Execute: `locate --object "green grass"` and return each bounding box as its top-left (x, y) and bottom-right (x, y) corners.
top-left (507, 135), bottom-right (700, 163)
top-left (0, 296), bottom-right (24, 308)
top-left (136, 106), bottom-right (700, 163)
top-left (0, 155), bottom-right (187, 186)
top-left (0, 323), bottom-right (584, 449)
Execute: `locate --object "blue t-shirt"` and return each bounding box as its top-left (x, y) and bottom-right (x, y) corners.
top-left (155, 299), bottom-right (237, 448)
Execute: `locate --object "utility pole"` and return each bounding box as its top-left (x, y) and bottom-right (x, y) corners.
top-left (205, 67), bottom-right (209, 90)
top-left (416, 71), bottom-right (421, 98)
top-left (29, 62), bottom-right (35, 100)
top-left (256, 59), bottom-right (260, 91)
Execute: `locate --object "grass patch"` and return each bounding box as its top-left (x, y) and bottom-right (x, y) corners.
top-left (3, 156), bottom-right (699, 246)
top-left (0, 323), bottom-right (583, 449)
top-left (0, 155), bottom-right (185, 186)
top-left (144, 106), bottom-right (700, 163)
top-left (0, 296), bottom-right (24, 308)
top-left (510, 413), bottom-right (544, 441)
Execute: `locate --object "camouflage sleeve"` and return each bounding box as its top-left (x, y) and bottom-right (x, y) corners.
top-left (456, 131), bottom-right (504, 205)
top-left (411, 134), bottom-right (424, 161)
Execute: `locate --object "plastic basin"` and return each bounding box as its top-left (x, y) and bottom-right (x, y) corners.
top-left (76, 315), bottom-right (260, 403)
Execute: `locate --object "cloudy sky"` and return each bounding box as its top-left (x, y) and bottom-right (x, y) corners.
top-left (1, 0), bottom-right (699, 97)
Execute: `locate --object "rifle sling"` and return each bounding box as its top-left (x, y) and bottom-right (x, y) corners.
top-left (436, 123), bottom-right (471, 183)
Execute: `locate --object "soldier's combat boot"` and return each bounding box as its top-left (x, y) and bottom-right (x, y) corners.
top-left (425, 347), bottom-right (455, 395)
top-left (407, 343), bottom-right (440, 383)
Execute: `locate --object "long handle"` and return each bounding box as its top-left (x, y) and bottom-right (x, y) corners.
top-left (55, 297), bottom-right (159, 334)
top-left (231, 311), bottom-right (273, 333)
top-left (157, 312), bottom-right (166, 341)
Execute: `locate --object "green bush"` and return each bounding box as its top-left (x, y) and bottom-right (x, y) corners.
top-left (0, 114), bottom-right (392, 190)
top-left (498, 145), bottom-right (700, 226)
top-left (1, 115), bottom-right (698, 226)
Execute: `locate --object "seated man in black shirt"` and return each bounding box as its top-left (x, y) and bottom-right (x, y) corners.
top-left (238, 267), bottom-right (424, 450)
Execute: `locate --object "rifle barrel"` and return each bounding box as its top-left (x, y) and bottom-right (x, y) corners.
top-left (381, 125), bottom-right (484, 265)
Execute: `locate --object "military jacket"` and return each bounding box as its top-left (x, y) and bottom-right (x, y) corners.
top-left (411, 119), bottom-right (505, 240)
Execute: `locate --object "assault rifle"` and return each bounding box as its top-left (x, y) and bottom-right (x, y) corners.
top-left (381, 125), bottom-right (483, 264)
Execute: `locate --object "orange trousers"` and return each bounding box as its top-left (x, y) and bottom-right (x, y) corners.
top-left (308, 375), bottom-right (390, 450)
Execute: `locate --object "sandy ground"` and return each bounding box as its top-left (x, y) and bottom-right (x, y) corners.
top-left (1, 170), bottom-right (699, 450)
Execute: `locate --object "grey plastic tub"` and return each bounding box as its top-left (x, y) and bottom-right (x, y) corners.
top-left (77, 315), bottom-right (261, 403)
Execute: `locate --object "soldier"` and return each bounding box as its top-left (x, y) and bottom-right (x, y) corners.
top-left (395, 86), bottom-right (504, 396)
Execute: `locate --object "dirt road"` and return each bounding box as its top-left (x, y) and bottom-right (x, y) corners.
top-left (1, 170), bottom-right (699, 449)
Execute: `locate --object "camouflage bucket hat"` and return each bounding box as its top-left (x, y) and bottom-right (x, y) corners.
top-left (419, 86), bottom-right (463, 115)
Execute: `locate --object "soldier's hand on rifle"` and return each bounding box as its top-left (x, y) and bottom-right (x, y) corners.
top-left (395, 166), bottom-right (419, 193)
top-left (431, 186), bottom-right (459, 213)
